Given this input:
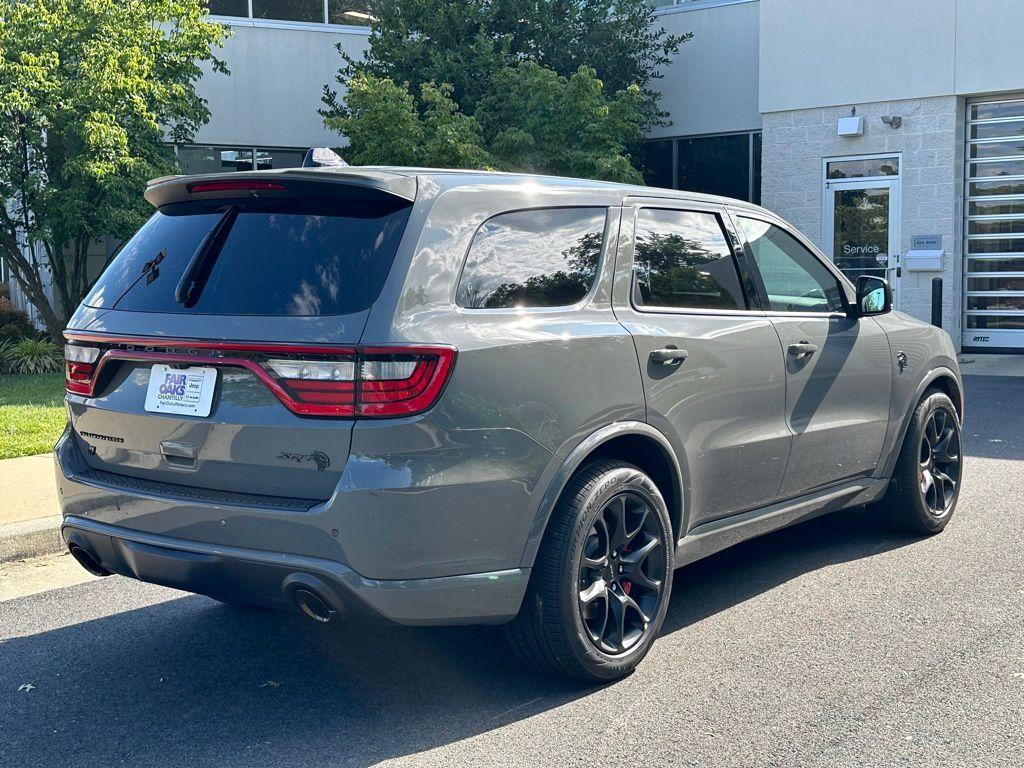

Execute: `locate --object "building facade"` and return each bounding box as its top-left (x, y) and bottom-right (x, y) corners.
top-left (7, 0), bottom-right (1024, 352)
top-left (646, 0), bottom-right (1024, 353)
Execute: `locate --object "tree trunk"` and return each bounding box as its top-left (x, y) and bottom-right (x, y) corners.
top-left (0, 230), bottom-right (66, 343)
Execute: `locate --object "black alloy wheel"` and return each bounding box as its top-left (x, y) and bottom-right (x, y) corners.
top-left (578, 492), bottom-right (666, 654)
top-left (918, 406), bottom-right (961, 517)
top-left (504, 460), bottom-right (674, 682)
top-left (875, 389), bottom-right (963, 535)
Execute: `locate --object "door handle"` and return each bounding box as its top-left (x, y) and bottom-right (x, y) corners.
top-left (650, 347), bottom-right (688, 365)
top-left (787, 341), bottom-right (818, 359)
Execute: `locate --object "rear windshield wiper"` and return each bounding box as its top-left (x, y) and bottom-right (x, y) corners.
top-left (174, 205), bottom-right (239, 307)
top-left (107, 250), bottom-right (165, 310)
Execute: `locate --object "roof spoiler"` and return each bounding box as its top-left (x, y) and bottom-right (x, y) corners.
top-left (143, 168), bottom-right (417, 207)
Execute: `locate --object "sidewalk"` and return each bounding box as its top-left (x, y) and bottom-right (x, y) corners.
top-left (957, 353), bottom-right (1024, 377)
top-left (0, 453), bottom-right (64, 564)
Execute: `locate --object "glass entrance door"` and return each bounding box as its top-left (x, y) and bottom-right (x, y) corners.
top-left (825, 176), bottom-right (900, 307)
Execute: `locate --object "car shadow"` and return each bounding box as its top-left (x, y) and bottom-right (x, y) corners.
top-left (0, 506), bottom-right (919, 767)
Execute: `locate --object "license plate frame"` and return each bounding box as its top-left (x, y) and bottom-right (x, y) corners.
top-left (144, 364), bottom-right (218, 418)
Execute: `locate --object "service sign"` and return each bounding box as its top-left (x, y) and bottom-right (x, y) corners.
top-left (144, 365), bottom-right (217, 417)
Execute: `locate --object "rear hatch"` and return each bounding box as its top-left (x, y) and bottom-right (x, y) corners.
top-left (63, 171), bottom-right (432, 502)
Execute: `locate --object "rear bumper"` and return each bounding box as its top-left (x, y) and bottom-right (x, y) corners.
top-left (54, 427), bottom-right (530, 626)
top-left (60, 515), bottom-right (529, 626)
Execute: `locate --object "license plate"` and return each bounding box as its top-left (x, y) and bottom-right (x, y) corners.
top-left (144, 364), bottom-right (218, 417)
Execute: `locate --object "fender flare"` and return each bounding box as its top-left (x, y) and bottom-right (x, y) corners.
top-left (518, 421), bottom-right (686, 569)
top-left (880, 365), bottom-right (963, 479)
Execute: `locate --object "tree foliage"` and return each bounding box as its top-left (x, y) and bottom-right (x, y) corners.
top-left (325, 63), bottom-right (648, 182)
top-left (322, 0), bottom-right (689, 179)
top-left (0, 0), bottom-right (229, 340)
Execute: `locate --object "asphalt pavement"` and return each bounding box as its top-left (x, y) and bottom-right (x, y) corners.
top-left (1, 375), bottom-right (1022, 767)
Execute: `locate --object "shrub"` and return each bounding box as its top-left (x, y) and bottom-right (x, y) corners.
top-left (1, 338), bottom-right (64, 374)
top-left (0, 297), bottom-right (36, 342)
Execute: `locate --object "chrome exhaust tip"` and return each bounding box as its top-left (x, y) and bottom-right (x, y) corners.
top-left (293, 587), bottom-right (334, 623)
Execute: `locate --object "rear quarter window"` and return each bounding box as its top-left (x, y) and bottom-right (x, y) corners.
top-left (456, 208), bottom-right (607, 309)
top-left (84, 197), bottom-right (411, 316)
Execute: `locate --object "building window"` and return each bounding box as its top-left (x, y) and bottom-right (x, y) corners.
top-left (174, 144), bottom-right (308, 175)
top-left (649, 0), bottom-right (754, 10)
top-left (826, 157), bottom-right (899, 179)
top-left (207, 0), bottom-right (248, 16)
top-left (640, 131), bottom-right (762, 203)
top-left (206, 0), bottom-right (375, 25)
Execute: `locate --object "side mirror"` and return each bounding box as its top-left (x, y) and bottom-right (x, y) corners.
top-left (855, 275), bottom-right (892, 317)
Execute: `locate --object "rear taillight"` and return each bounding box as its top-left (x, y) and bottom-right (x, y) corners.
top-left (62, 335), bottom-right (455, 419)
top-left (264, 347), bottom-right (455, 417)
top-left (64, 344), bottom-right (100, 395)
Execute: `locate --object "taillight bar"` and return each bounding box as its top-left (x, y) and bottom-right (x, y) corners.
top-left (63, 335), bottom-right (456, 419)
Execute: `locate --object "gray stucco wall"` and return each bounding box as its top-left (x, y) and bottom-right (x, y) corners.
top-left (648, 0), bottom-right (761, 139)
top-left (761, 96), bottom-right (964, 344)
top-left (195, 22), bottom-right (370, 148)
top-left (760, 0), bottom-right (1024, 113)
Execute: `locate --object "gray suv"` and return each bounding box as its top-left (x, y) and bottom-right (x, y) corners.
top-left (57, 168), bottom-right (964, 681)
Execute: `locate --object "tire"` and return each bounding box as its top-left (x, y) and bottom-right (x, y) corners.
top-left (504, 460), bottom-right (674, 683)
top-left (874, 389), bottom-right (963, 535)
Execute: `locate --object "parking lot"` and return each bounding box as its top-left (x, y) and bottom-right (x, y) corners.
top-left (1, 374), bottom-right (1021, 767)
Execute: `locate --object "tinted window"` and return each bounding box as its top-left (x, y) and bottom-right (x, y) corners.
top-left (456, 208), bottom-right (606, 309)
top-left (677, 134), bottom-right (750, 201)
top-left (85, 198), bottom-right (411, 316)
top-left (737, 217), bottom-right (845, 313)
top-left (641, 139), bottom-right (674, 189)
top-left (206, 0), bottom-right (248, 16)
top-left (252, 0), bottom-right (324, 22)
top-left (633, 209), bottom-right (746, 310)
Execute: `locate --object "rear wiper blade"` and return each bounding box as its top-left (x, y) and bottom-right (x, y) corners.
top-left (107, 250), bottom-right (165, 309)
top-left (174, 205), bottom-right (239, 307)
top-left (142, 250), bottom-right (165, 284)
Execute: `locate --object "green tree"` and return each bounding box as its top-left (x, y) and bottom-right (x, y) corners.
top-left (337, 0), bottom-right (687, 128)
top-left (477, 62), bottom-right (647, 182)
top-left (322, 0), bottom-right (688, 178)
top-left (324, 63), bottom-right (648, 183)
top-left (0, 0), bottom-right (229, 340)
top-left (324, 76), bottom-right (491, 169)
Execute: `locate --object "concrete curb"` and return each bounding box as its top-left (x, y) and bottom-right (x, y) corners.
top-left (0, 515), bottom-right (64, 564)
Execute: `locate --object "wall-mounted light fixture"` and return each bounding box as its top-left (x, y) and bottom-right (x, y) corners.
top-left (881, 115), bottom-right (902, 129)
top-left (837, 106), bottom-right (864, 137)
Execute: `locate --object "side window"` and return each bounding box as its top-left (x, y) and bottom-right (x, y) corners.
top-left (737, 217), bottom-right (845, 313)
top-left (456, 208), bottom-right (606, 309)
top-left (633, 208), bottom-right (747, 310)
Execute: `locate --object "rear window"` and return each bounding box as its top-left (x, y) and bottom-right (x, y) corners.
top-left (85, 197), bottom-right (411, 316)
top-left (456, 207), bottom-right (606, 309)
